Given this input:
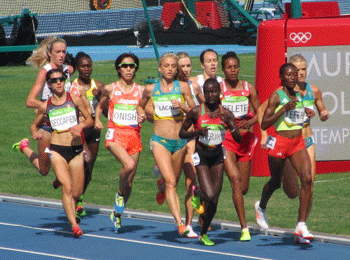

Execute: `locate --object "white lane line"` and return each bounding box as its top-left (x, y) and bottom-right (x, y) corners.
top-left (0, 222), bottom-right (274, 260)
top-left (315, 177), bottom-right (350, 183)
top-left (0, 246), bottom-right (86, 260)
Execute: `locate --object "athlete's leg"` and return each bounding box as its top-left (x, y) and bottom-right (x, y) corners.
top-left (282, 158), bottom-right (300, 199)
top-left (51, 151), bottom-right (78, 228)
top-left (182, 140), bottom-right (196, 226)
top-left (289, 148), bottom-right (312, 222)
top-left (237, 160), bottom-right (251, 195)
top-left (259, 155), bottom-right (285, 209)
top-left (152, 141), bottom-right (186, 225)
top-left (224, 150), bottom-right (247, 229)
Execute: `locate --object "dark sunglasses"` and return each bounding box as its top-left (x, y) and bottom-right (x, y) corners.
top-left (49, 76), bottom-right (66, 84)
top-left (118, 63), bottom-right (137, 69)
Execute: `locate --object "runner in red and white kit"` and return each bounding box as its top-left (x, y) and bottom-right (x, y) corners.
top-left (220, 51), bottom-right (261, 241)
top-left (94, 53), bottom-right (144, 233)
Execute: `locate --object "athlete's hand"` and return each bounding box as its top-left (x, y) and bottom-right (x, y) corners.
top-left (171, 99), bottom-right (181, 109)
top-left (260, 133), bottom-right (268, 149)
top-left (32, 131), bottom-right (43, 140)
top-left (305, 107), bottom-right (315, 119)
top-left (283, 100), bottom-right (296, 111)
top-left (320, 110), bottom-right (330, 121)
top-left (198, 127), bottom-right (208, 136)
top-left (94, 119), bottom-right (103, 130)
top-left (138, 113), bottom-right (146, 123)
top-left (70, 125), bottom-right (83, 137)
top-left (240, 118), bottom-right (254, 129)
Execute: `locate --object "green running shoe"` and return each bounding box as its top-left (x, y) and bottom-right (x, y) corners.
top-left (76, 196), bottom-right (86, 216)
top-left (110, 212), bottom-right (121, 233)
top-left (199, 234), bottom-right (214, 246)
top-left (240, 228), bottom-right (251, 242)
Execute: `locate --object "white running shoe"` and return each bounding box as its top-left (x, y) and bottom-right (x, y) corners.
top-left (294, 235), bottom-right (311, 244)
top-left (255, 201), bottom-right (269, 230)
top-left (185, 225), bottom-right (198, 238)
top-left (294, 223), bottom-right (314, 240)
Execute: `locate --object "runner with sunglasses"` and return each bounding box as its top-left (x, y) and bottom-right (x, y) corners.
top-left (30, 69), bottom-right (93, 238)
top-left (13, 37), bottom-right (73, 179)
top-left (95, 53), bottom-right (144, 233)
top-left (138, 52), bottom-right (196, 237)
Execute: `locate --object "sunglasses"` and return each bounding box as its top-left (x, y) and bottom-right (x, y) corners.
top-left (49, 76), bottom-right (66, 84)
top-left (118, 63), bottom-right (137, 69)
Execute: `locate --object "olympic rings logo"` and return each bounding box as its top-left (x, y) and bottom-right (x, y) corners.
top-left (289, 32), bottom-right (312, 44)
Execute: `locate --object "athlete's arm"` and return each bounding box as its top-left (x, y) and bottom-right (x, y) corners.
top-left (222, 107), bottom-right (242, 143)
top-left (240, 83), bottom-right (261, 129)
top-left (71, 94), bottom-right (94, 137)
top-left (179, 81), bottom-right (196, 113)
top-left (312, 85), bottom-right (330, 122)
top-left (193, 81), bottom-right (205, 104)
top-left (30, 102), bottom-right (46, 140)
top-left (261, 92), bottom-right (295, 130)
top-left (94, 84), bottom-right (112, 130)
top-left (26, 68), bottom-right (47, 108)
top-left (179, 106), bottom-right (206, 139)
top-left (257, 99), bottom-right (269, 149)
top-left (137, 84), bottom-right (153, 119)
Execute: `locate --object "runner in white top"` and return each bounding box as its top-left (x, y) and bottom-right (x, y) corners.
top-left (190, 49), bottom-right (223, 92)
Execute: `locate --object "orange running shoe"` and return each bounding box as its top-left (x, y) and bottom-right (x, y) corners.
top-left (72, 225), bottom-right (83, 238)
top-left (156, 178), bottom-right (166, 205)
top-left (178, 222), bottom-right (190, 237)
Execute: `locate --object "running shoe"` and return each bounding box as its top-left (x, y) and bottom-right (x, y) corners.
top-left (156, 178), bottom-right (166, 205)
top-left (110, 212), bottom-right (122, 233)
top-left (185, 225), bottom-right (198, 238)
top-left (199, 234), bottom-right (214, 246)
top-left (153, 164), bottom-right (161, 177)
top-left (198, 215), bottom-right (212, 231)
top-left (240, 228), bottom-right (251, 242)
top-left (294, 223), bottom-right (314, 240)
top-left (76, 195), bottom-right (86, 216)
top-left (191, 196), bottom-right (204, 214)
top-left (72, 225), bottom-right (83, 238)
top-left (294, 235), bottom-right (311, 244)
top-left (178, 222), bottom-right (190, 237)
top-left (12, 139), bottom-right (29, 153)
top-left (75, 212), bottom-right (81, 224)
top-left (52, 178), bottom-right (61, 189)
top-left (114, 194), bottom-right (125, 214)
top-left (254, 201), bottom-right (269, 230)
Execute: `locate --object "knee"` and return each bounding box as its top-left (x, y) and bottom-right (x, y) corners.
top-left (242, 186), bottom-right (249, 196)
top-left (61, 184), bottom-right (73, 196)
top-left (122, 160), bottom-right (136, 174)
top-left (268, 178), bottom-right (282, 191)
top-left (165, 178), bottom-right (177, 190)
top-left (300, 172), bottom-right (313, 188)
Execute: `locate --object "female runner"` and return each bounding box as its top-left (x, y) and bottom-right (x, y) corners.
top-left (220, 51), bottom-right (260, 241)
top-left (13, 37), bottom-right (72, 178)
top-left (95, 53), bottom-right (144, 232)
top-left (255, 63), bottom-right (315, 242)
top-left (30, 69), bottom-right (93, 238)
top-left (138, 52), bottom-right (195, 237)
top-left (69, 51), bottom-right (105, 216)
top-left (179, 78), bottom-right (242, 245)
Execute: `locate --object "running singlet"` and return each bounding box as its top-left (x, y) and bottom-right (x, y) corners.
top-left (220, 80), bottom-right (255, 123)
top-left (46, 93), bottom-right (79, 132)
top-left (70, 79), bottom-right (99, 115)
top-left (188, 80), bottom-right (200, 106)
top-left (152, 80), bottom-right (184, 121)
top-left (194, 105), bottom-right (226, 147)
top-left (301, 83), bottom-right (315, 126)
top-left (107, 82), bottom-right (143, 129)
top-left (274, 90), bottom-right (304, 131)
top-left (197, 74), bottom-right (222, 93)
top-left (40, 64), bottom-right (71, 101)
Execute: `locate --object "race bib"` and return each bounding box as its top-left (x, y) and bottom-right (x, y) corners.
top-left (192, 152), bottom-right (200, 166)
top-left (105, 128), bottom-right (114, 140)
